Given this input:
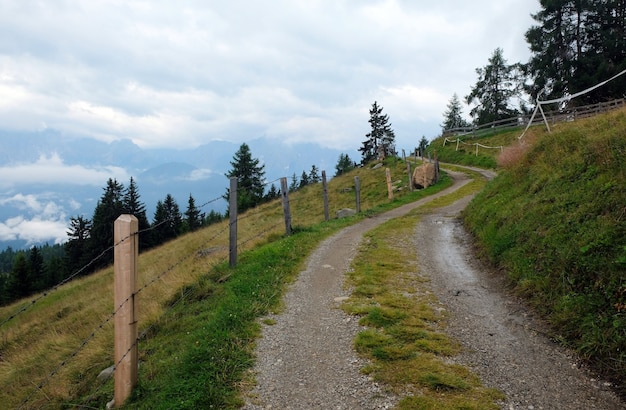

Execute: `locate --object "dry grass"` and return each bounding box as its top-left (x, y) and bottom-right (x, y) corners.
top-left (0, 157), bottom-right (419, 408)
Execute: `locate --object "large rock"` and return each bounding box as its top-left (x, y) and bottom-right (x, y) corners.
top-left (412, 163), bottom-right (437, 189)
top-left (336, 208), bottom-right (357, 218)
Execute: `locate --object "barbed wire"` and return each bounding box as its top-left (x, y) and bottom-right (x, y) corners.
top-left (6, 176), bottom-right (321, 408)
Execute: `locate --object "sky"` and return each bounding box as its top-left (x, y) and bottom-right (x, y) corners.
top-left (0, 1), bottom-right (541, 247)
top-left (0, 0), bottom-right (540, 152)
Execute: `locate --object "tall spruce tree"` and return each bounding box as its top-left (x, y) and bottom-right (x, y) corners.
top-left (184, 194), bottom-right (203, 232)
top-left (152, 194), bottom-right (183, 244)
top-left (224, 143), bottom-right (266, 212)
top-left (359, 101), bottom-right (396, 164)
top-left (309, 165), bottom-right (321, 184)
top-left (88, 178), bottom-right (124, 270)
top-left (334, 153), bottom-right (356, 176)
top-left (65, 215), bottom-right (92, 276)
top-left (441, 93), bottom-right (470, 132)
top-left (122, 177), bottom-right (151, 250)
top-left (465, 48), bottom-right (521, 124)
top-left (525, 0), bottom-right (626, 104)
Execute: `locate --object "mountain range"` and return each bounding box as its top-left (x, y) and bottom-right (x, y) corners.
top-left (0, 129), bottom-right (352, 249)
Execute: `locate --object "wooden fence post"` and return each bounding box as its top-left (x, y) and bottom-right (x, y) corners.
top-left (354, 176), bottom-right (361, 213)
top-left (322, 170), bottom-right (329, 222)
top-left (114, 214), bottom-right (138, 407)
top-left (406, 160), bottom-right (413, 191)
top-left (385, 168), bottom-right (393, 200)
top-left (280, 177), bottom-right (292, 235)
top-left (229, 177), bottom-right (237, 268)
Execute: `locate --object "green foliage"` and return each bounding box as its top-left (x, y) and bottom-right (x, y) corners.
top-left (441, 93), bottom-right (470, 131)
top-left (335, 153), bottom-right (357, 176)
top-left (466, 48), bottom-right (523, 125)
top-left (525, 1), bottom-right (626, 104)
top-left (359, 101), bottom-right (396, 163)
top-left (464, 108), bottom-right (626, 384)
top-left (224, 143), bottom-right (266, 213)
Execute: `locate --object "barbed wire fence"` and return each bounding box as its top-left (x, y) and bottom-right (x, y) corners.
top-left (5, 164), bottom-right (407, 409)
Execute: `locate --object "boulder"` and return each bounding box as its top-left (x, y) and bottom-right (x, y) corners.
top-left (412, 163), bottom-right (437, 189)
top-left (336, 208), bottom-right (357, 218)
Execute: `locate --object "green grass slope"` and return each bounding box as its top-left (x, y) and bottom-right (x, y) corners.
top-left (463, 108), bottom-right (626, 391)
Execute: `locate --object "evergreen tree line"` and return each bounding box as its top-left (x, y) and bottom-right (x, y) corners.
top-left (0, 177), bottom-right (225, 306)
top-left (0, 142), bottom-right (338, 306)
top-left (442, 0), bottom-right (626, 129)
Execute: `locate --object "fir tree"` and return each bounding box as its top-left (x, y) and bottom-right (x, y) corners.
top-left (334, 153), bottom-right (356, 176)
top-left (359, 101), bottom-right (396, 164)
top-left (224, 143), bottom-right (266, 212)
top-left (122, 177), bottom-right (151, 250)
top-left (465, 48), bottom-right (521, 124)
top-left (441, 93), bottom-right (470, 132)
top-left (184, 194), bottom-right (203, 232)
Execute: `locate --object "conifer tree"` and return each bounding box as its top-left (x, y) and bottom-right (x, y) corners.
top-left (151, 194), bottom-right (183, 244)
top-left (359, 101), bottom-right (396, 164)
top-left (309, 165), bottom-right (321, 184)
top-left (299, 170), bottom-right (310, 189)
top-left (184, 194), bottom-right (203, 232)
top-left (441, 93), bottom-right (470, 132)
top-left (88, 178), bottom-right (124, 270)
top-left (334, 153), bottom-right (356, 176)
top-left (122, 177), bottom-right (151, 249)
top-left (224, 143), bottom-right (266, 212)
top-left (466, 48), bottom-right (521, 125)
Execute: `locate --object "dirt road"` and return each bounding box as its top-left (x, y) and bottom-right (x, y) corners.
top-left (243, 169), bottom-right (623, 409)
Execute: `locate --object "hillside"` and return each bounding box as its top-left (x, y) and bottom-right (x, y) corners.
top-left (462, 108), bottom-right (626, 393)
top-left (0, 156), bottom-right (442, 408)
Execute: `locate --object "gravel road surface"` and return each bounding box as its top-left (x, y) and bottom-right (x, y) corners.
top-left (242, 169), bottom-right (624, 409)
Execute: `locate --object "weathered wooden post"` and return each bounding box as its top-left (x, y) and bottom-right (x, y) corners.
top-left (280, 177), bottom-right (292, 235)
top-left (406, 160), bottom-right (413, 191)
top-left (354, 176), bottom-right (361, 213)
top-left (322, 170), bottom-right (329, 222)
top-left (114, 214), bottom-right (138, 407)
top-left (229, 177), bottom-right (237, 268)
top-left (385, 168), bottom-right (393, 200)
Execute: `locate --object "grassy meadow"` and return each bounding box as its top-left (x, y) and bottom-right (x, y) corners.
top-left (0, 155), bottom-right (450, 409)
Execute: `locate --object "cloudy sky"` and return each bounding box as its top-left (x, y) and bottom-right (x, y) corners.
top-left (1, 0), bottom-right (540, 152)
top-left (0, 1), bottom-right (542, 246)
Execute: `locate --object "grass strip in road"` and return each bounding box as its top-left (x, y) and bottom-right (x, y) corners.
top-left (343, 169), bottom-right (504, 409)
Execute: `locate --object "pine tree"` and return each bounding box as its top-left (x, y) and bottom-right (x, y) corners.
top-left (8, 253), bottom-right (31, 299)
top-left (65, 215), bottom-right (92, 276)
top-left (28, 246), bottom-right (45, 291)
top-left (265, 184), bottom-right (280, 201)
top-left (224, 143), bottom-right (266, 212)
top-left (441, 94), bottom-right (470, 132)
top-left (151, 194), bottom-right (183, 244)
top-left (359, 101), bottom-right (396, 164)
top-left (289, 173), bottom-right (299, 191)
top-left (525, 0), bottom-right (626, 104)
top-left (88, 178), bottom-right (124, 270)
top-left (334, 153), bottom-right (356, 176)
top-left (299, 170), bottom-right (310, 189)
top-left (465, 48), bottom-right (521, 124)
top-left (418, 136), bottom-right (429, 157)
top-left (122, 177), bottom-right (151, 250)
top-left (184, 194), bottom-right (203, 232)
top-left (309, 165), bottom-right (321, 184)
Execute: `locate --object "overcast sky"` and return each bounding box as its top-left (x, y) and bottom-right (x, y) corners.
top-left (0, 0), bottom-right (541, 153)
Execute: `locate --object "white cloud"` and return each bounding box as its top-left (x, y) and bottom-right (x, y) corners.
top-left (0, 0), bottom-right (539, 151)
top-left (0, 153), bottom-right (129, 189)
top-left (0, 215), bottom-right (68, 245)
top-left (0, 194), bottom-right (70, 245)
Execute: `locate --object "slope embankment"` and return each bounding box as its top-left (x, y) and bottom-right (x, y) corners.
top-left (463, 108), bottom-right (626, 397)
